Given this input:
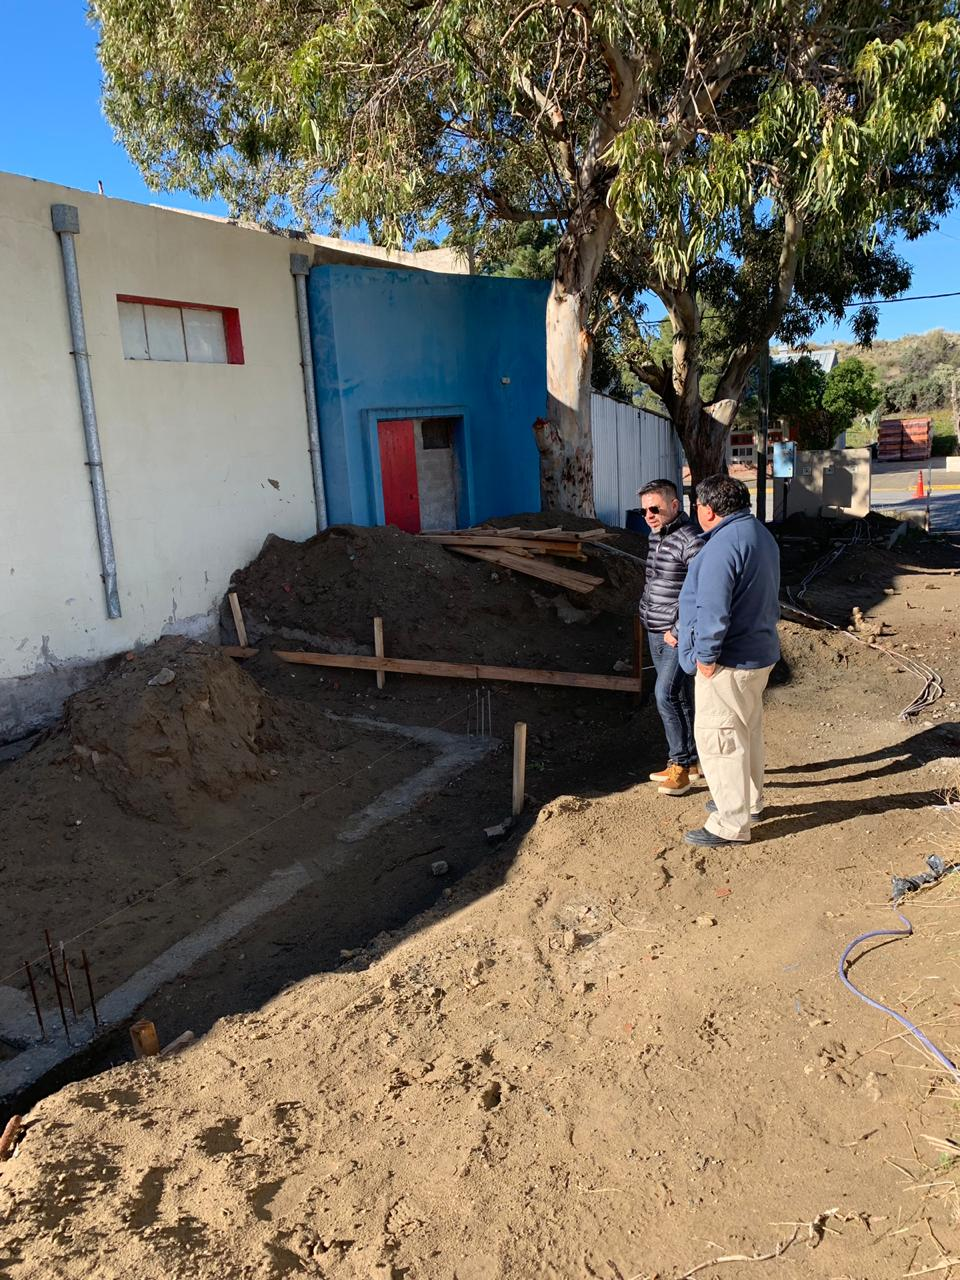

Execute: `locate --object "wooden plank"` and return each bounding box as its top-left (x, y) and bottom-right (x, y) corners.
top-left (273, 650), bottom-right (642, 692)
top-left (373, 616), bottom-right (385, 690)
top-left (421, 534), bottom-right (586, 558)
top-left (474, 663), bottom-right (638, 690)
top-left (160, 1030), bottom-right (196, 1058)
top-left (221, 646), bottom-right (259, 659)
top-left (228, 591), bottom-right (248, 648)
top-left (276, 651), bottom-right (480, 678)
top-left (430, 525), bottom-right (566, 540)
top-left (574, 528), bottom-right (615, 542)
top-left (512, 722), bottom-right (527, 817)
top-left (450, 546), bottom-right (604, 593)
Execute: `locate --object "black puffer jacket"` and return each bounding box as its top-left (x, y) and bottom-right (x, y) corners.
top-left (639, 513), bottom-right (704, 633)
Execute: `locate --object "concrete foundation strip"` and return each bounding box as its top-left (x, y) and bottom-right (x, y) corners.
top-left (0, 717), bottom-right (493, 1101)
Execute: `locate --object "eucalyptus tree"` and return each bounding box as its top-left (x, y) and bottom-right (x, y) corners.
top-left (94, 0), bottom-right (960, 508)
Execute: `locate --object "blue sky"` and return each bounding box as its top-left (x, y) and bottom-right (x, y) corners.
top-left (4, 1), bottom-right (960, 346)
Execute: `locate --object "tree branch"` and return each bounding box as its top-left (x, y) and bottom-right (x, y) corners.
top-left (481, 186), bottom-right (568, 222)
top-left (714, 207), bottom-right (805, 402)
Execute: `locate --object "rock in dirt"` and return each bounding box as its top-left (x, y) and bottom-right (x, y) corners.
top-left (694, 915), bottom-right (718, 928)
top-left (431, 860), bottom-right (450, 876)
top-left (146, 667), bottom-right (176, 687)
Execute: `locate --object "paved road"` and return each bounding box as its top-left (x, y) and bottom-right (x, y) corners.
top-left (868, 460), bottom-right (960, 531)
top-left (739, 459), bottom-right (960, 531)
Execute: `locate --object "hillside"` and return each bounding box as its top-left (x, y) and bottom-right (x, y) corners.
top-left (835, 328), bottom-right (960, 417)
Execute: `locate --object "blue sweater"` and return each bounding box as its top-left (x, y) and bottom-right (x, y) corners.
top-left (678, 509), bottom-right (781, 673)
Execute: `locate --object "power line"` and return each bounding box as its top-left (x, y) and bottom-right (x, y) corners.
top-left (626, 287), bottom-right (960, 333)
top-left (844, 289), bottom-right (960, 306)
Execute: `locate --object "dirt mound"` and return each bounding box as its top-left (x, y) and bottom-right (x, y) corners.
top-left (5, 701), bottom-right (960, 1278)
top-left (228, 519), bottom-right (645, 673)
top-left (62, 637), bottom-right (271, 821)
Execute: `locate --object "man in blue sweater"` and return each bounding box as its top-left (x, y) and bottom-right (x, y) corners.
top-left (677, 474), bottom-right (781, 846)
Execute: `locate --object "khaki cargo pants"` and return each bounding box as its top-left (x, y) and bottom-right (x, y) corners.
top-left (694, 664), bottom-right (775, 842)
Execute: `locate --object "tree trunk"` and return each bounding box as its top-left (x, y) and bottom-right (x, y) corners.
top-left (673, 397), bottom-right (741, 490)
top-left (537, 204), bottom-right (615, 517)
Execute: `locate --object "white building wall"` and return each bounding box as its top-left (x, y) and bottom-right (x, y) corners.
top-left (0, 172), bottom-right (449, 736)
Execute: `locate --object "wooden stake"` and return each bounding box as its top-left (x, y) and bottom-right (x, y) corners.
top-left (0, 1115), bottom-right (22, 1161)
top-left (373, 617), bottom-right (385, 690)
top-left (129, 1018), bottom-right (160, 1058)
top-left (633, 617), bottom-right (645, 700)
top-left (228, 591), bottom-right (248, 648)
top-left (512, 722), bottom-right (527, 818)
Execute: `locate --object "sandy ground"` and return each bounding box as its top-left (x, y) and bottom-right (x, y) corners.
top-left (0, 528), bottom-right (959, 1278)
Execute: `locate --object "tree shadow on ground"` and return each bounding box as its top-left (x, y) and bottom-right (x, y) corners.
top-left (755, 787), bottom-right (946, 844)
top-left (767, 723), bottom-right (960, 788)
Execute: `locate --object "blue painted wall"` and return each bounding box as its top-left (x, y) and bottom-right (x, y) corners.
top-left (307, 265), bottom-right (549, 527)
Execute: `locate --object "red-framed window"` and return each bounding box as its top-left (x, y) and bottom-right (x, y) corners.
top-left (117, 295), bottom-right (244, 365)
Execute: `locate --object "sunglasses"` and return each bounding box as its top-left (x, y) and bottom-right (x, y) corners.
top-left (641, 504), bottom-right (662, 515)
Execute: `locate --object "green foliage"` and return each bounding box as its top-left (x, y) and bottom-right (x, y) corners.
top-left (770, 355), bottom-right (879, 449)
top-left (91, 0), bottom-right (960, 477)
top-left (771, 357), bottom-right (828, 420)
top-left (823, 358), bottom-right (881, 424)
top-left (478, 223), bottom-right (558, 281)
top-left (769, 355), bottom-right (833, 449)
top-left (884, 370), bottom-right (949, 411)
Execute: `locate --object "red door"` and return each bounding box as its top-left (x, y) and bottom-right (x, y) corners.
top-left (378, 419), bottom-right (421, 532)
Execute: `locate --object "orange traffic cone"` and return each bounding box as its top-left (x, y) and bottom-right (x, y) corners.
top-left (913, 470), bottom-right (925, 500)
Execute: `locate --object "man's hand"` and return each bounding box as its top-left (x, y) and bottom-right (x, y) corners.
top-left (697, 660), bottom-right (717, 679)
top-left (663, 631), bottom-right (678, 649)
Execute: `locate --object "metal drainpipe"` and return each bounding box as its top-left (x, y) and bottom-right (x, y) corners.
top-left (290, 253), bottom-right (328, 531)
top-left (51, 204), bottom-right (122, 619)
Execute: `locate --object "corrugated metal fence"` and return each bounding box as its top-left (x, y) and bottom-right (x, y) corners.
top-left (591, 392), bottom-right (682, 527)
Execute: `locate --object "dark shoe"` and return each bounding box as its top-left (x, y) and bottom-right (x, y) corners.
top-left (683, 826), bottom-right (748, 847)
top-left (705, 799), bottom-right (764, 821)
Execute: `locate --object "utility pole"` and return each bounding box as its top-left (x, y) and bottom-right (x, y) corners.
top-left (756, 342), bottom-right (770, 522)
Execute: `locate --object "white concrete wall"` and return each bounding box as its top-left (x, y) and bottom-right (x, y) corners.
top-left (0, 172), bottom-right (382, 734)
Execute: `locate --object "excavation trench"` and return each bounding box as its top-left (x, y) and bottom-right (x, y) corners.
top-left (1, 716), bottom-right (495, 1114)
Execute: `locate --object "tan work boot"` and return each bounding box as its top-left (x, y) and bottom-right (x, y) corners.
top-left (657, 763), bottom-right (692, 797)
top-left (649, 761), bottom-right (677, 783)
top-left (650, 760), bottom-right (702, 783)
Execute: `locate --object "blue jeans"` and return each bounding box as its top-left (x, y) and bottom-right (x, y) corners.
top-left (649, 632), bottom-right (697, 767)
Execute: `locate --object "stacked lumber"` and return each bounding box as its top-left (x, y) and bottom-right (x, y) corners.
top-left (420, 525), bottom-right (611, 593)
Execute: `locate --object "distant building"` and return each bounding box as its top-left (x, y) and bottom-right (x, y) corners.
top-left (770, 347), bottom-right (839, 374)
top-left (726, 347), bottom-right (843, 467)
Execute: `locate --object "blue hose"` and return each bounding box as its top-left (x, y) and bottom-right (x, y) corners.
top-left (838, 913), bottom-right (960, 1081)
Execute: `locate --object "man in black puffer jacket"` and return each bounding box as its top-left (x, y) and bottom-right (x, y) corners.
top-left (638, 479), bottom-right (704, 797)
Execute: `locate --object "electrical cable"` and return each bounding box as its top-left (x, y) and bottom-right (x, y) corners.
top-left (779, 520), bottom-right (944, 719)
top-left (838, 912), bottom-right (960, 1083)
